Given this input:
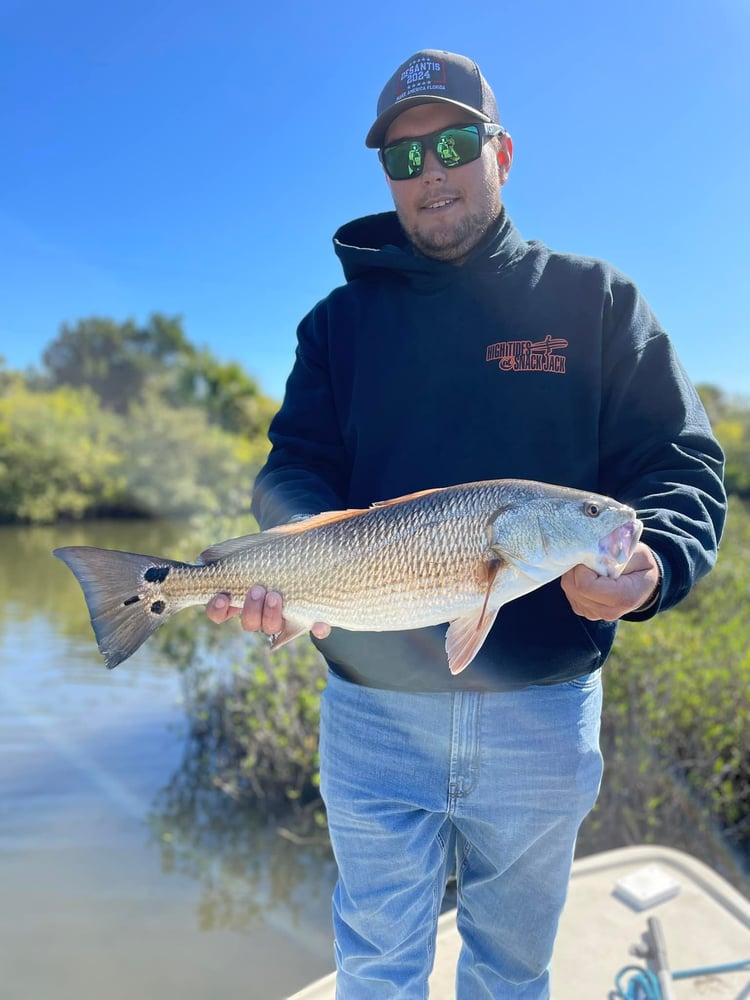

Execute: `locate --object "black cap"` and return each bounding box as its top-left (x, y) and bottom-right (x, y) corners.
top-left (366, 49), bottom-right (500, 149)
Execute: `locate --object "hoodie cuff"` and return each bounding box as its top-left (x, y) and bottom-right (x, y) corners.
top-left (625, 549), bottom-right (665, 621)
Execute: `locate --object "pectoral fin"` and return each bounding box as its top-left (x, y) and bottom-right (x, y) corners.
top-left (445, 607), bottom-right (501, 675)
top-left (445, 558), bottom-right (503, 675)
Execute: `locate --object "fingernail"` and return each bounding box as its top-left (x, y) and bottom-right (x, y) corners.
top-left (214, 595), bottom-right (227, 609)
top-left (266, 592), bottom-right (279, 608)
top-left (250, 585), bottom-right (264, 601)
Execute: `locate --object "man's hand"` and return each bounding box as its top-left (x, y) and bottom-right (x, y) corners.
top-left (560, 542), bottom-right (660, 622)
top-left (206, 586), bottom-right (331, 639)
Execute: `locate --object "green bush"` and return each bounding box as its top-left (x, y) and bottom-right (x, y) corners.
top-left (109, 383), bottom-right (268, 518)
top-left (163, 621), bottom-right (328, 818)
top-left (0, 383), bottom-right (122, 522)
top-left (208, 641), bottom-right (327, 805)
top-left (597, 498), bottom-right (749, 856)
top-left (0, 378), bottom-right (271, 523)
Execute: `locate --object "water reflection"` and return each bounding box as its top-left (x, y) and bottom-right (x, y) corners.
top-left (148, 739), bottom-right (335, 934)
top-left (0, 518), bottom-right (189, 631)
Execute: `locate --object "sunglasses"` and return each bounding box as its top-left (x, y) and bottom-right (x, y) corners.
top-left (379, 123), bottom-right (507, 180)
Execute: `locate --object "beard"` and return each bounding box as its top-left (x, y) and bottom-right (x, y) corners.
top-left (397, 203), bottom-right (500, 264)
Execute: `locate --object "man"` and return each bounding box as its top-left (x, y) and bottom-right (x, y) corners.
top-left (208, 50), bottom-right (726, 998)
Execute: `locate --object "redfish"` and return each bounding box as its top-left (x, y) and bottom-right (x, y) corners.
top-left (54, 479), bottom-right (642, 674)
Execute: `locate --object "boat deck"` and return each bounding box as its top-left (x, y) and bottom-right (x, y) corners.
top-left (290, 845), bottom-right (750, 998)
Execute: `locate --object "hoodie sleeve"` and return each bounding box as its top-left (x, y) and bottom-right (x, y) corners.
top-left (251, 303), bottom-right (350, 530)
top-left (596, 272), bottom-right (727, 619)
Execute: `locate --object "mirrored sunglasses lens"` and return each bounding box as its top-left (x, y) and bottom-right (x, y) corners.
top-left (383, 126), bottom-right (483, 178)
top-left (437, 127), bottom-right (481, 168)
top-left (384, 139), bottom-right (423, 179)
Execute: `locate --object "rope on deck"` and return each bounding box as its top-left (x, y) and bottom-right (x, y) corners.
top-left (611, 957), bottom-right (750, 999)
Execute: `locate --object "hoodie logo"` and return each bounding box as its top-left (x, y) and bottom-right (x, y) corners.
top-left (485, 336), bottom-right (568, 374)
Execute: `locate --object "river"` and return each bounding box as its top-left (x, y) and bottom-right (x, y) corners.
top-left (0, 520), bottom-right (337, 1000)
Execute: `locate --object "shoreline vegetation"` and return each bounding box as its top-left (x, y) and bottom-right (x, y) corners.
top-left (3, 316), bottom-right (748, 889)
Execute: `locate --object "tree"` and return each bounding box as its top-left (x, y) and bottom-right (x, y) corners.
top-left (40, 313), bottom-right (278, 439)
top-left (42, 313), bottom-right (193, 414)
top-left (167, 349), bottom-right (278, 438)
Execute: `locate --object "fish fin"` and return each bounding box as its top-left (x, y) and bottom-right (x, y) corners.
top-left (53, 546), bottom-right (185, 669)
top-left (201, 489), bottom-right (444, 560)
top-left (198, 532), bottom-right (268, 562)
top-left (371, 487), bottom-right (445, 508)
top-left (274, 487), bottom-right (446, 523)
top-left (445, 559), bottom-right (504, 675)
top-left (269, 619), bottom-right (310, 651)
top-left (478, 557), bottom-right (503, 622)
top-left (198, 509), bottom-right (370, 562)
top-left (445, 608), bottom-right (500, 675)
top-left (264, 508), bottom-right (368, 534)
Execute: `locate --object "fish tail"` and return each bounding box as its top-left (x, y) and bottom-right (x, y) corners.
top-left (53, 545), bottom-right (187, 669)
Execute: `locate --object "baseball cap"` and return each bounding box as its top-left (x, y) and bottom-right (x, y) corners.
top-left (365, 50), bottom-right (500, 149)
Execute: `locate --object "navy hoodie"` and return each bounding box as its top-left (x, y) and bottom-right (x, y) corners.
top-left (251, 209), bottom-right (726, 691)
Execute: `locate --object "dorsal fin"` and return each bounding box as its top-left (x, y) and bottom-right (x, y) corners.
top-left (197, 508), bottom-right (369, 564)
top-left (198, 532), bottom-right (268, 564)
top-left (264, 507), bottom-right (368, 534)
top-left (371, 486), bottom-right (445, 508)
top-left (198, 490), bottom-right (443, 564)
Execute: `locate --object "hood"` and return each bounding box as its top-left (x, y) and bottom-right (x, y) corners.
top-left (332, 207), bottom-right (527, 284)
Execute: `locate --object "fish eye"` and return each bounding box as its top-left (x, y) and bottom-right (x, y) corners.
top-left (584, 501), bottom-right (601, 518)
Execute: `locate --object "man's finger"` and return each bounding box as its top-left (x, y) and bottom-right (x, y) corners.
top-left (206, 592), bottom-right (241, 623)
top-left (240, 585), bottom-right (268, 632)
top-left (261, 591), bottom-right (285, 636)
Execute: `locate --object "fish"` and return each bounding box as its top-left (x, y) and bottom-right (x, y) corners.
top-left (53, 478), bottom-right (642, 675)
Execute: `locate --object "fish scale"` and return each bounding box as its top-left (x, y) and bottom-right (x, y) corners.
top-left (54, 479), bottom-right (642, 673)
top-left (265, 502), bottom-right (486, 623)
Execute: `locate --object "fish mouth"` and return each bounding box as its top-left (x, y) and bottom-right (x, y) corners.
top-left (597, 518), bottom-right (643, 578)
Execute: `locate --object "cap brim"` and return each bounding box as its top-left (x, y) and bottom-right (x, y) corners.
top-left (365, 96), bottom-right (493, 148)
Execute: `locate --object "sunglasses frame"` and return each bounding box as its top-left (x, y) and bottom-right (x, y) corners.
top-left (379, 123), bottom-right (507, 180)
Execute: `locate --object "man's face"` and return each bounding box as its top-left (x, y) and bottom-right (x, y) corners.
top-left (382, 102), bottom-right (512, 264)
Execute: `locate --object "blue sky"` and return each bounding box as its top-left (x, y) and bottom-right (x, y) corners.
top-left (2, 0), bottom-right (748, 400)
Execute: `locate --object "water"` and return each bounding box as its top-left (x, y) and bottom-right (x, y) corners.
top-left (2, 521), bottom-right (747, 1000)
top-left (0, 521), bottom-right (336, 1000)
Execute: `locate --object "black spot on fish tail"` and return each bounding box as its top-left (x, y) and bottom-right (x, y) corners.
top-left (53, 546), bottom-right (191, 668)
top-left (144, 566), bottom-right (170, 583)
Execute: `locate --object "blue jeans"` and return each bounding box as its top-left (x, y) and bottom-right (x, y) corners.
top-left (319, 668), bottom-right (603, 999)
